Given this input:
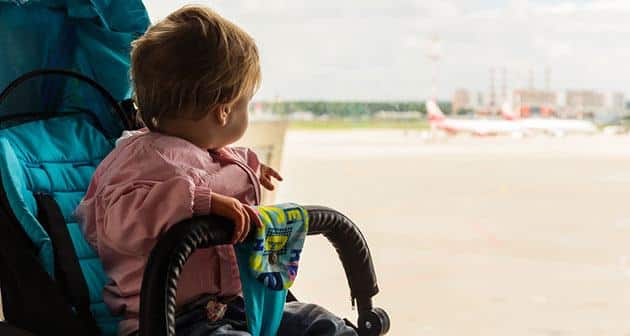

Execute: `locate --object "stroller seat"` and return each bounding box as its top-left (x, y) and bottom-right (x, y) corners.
top-left (0, 114), bottom-right (121, 335)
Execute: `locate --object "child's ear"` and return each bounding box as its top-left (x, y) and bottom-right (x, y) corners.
top-left (214, 104), bottom-right (231, 127)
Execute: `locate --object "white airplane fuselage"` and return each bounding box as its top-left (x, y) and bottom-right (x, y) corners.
top-left (498, 102), bottom-right (598, 135)
top-left (432, 118), bottom-right (523, 136)
top-left (426, 100), bottom-right (523, 136)
top-left (515, 118), bottom-right (598, 135)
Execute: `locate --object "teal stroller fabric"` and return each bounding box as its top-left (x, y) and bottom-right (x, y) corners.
top-left (235, 204), bottom-right (308, 336)
top-left (0, 0), bottom-right (150, 134)
top-left (0, 1), bottom-right (149, 334)
top-left (0, 115), bottom-right (120, 334)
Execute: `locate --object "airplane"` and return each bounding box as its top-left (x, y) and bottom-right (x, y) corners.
top-left (426, 100), bottom-right (524, 136)
top-left (500, 102), bottom-right (598, 136)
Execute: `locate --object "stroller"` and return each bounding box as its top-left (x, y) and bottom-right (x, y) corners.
top-left (0, 1), bottom-right (390, 336)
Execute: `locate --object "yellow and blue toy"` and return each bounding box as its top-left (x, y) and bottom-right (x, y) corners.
top-left (235, 203), bottom-right (308, 336)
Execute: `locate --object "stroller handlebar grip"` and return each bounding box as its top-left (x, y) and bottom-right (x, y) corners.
top-left (303, 206), bottom-right (380, 312)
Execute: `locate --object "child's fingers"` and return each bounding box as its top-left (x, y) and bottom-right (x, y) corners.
top-left (241, 208), bottom-right (250, 242)
top-left (231, 207), bottom-right (246, 243)
top-left (244, 205), bottom-right (262, 228)
top-left (266, 167), bottom-right (283, 181)
top-left (260, 177), bottom-right (275, 191)
top-left (263, 181), bottom-right (275, 191)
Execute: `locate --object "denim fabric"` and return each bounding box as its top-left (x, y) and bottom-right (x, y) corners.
top-left (277, 302), bottom-right (358, 336)
top-left (129, 298), bottom-right (357, 336)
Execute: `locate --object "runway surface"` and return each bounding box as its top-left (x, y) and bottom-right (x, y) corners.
top-left (278, 131), bottom-right (630, 336)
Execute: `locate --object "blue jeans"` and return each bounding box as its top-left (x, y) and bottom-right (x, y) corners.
top-left (172, 297), bottom-right (357, 336)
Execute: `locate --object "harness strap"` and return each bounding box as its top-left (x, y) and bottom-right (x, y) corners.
top-left (35, 193), bottom-right (101, 335)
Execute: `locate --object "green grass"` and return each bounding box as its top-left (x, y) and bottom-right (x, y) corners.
top-left (288, 119), bottom-right (429, 130)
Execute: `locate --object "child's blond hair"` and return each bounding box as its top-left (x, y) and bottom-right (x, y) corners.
top-left (130, 5), bottom-right (261, 130)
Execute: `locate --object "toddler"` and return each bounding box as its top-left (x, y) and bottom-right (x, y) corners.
top-left (76, 5), bottom-right (356, 336)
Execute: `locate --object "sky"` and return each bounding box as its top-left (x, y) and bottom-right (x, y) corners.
top-left (144, 0), bottom-right (630, 102)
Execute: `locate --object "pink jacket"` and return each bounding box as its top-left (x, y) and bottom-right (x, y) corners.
top-left (75, 129), bottom-right (261, 336)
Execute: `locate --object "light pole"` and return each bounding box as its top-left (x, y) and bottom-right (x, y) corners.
top-left (426, 35), bottom-right (441, 105)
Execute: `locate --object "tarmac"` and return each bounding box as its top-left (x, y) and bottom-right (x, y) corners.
top-left (278, 130), bottom-right (630, 336)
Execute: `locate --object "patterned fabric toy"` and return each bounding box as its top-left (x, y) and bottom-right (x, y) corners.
top-left (235, 203), bottom-right (308, 336)
top-left (249, 204), bottom-right (308, 290)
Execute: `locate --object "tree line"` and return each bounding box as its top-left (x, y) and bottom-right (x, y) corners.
top-left (260, 101), bottom-right (452, 118)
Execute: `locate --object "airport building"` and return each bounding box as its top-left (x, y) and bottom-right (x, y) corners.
top-left (566, 90), bottom-right (604, 110)
top-left (452, 89), bottom-right (471, 114)
top-left (565, 90), bottom-right (605, 118)
top-left (512, 89), bottom-right (557, 117)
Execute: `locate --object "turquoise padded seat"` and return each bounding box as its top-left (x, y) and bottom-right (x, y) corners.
top-left (0, 115), bottom-right (120, 335)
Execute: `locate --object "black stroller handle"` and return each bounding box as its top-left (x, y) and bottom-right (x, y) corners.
top-left (0, 68), bottom-right (132, 129)
top-left (306, 206), bottom-right (379, 310)
top-left (138, 206), bottom-right (390, 336)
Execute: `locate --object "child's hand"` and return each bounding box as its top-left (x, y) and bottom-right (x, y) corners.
top-left (210, 193), bottom-right (251, 243)
top-left (243, 205), bottom-right (263, 229)
top-left (259, 164), bottom-right (283, 191)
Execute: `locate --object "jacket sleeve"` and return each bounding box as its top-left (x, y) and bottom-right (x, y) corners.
top-left (229, 146), bottom-right (261, 176)
top-left (101, 176), bottom-right (212, 255)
